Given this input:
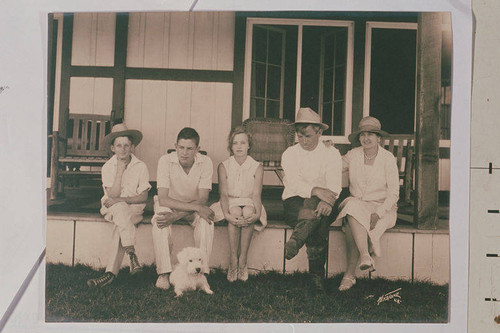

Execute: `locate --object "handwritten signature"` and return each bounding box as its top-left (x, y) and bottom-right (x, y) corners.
top-left (377, 287), bottom-right (402, 305)
top-left (0, 86), bottom-right (9, 94)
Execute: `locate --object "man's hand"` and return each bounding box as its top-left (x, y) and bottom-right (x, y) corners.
top-left (116, 158), bottom-right (128, 173)
top-left (103, 197), bottom-right (122, 208)
top-left (312, 187), bottom-right (338, 206)
top-left (314, 200), bottom-right (332, 217)
top-left (370, 213), bottom-right (380, 230)
top-left (155, 211), bottom-right (178, 229)
top-left (197, 206), bottom-right (215, 224)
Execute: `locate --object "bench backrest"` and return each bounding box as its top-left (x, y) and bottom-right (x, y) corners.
top-left (382, 134), bottom-right (415, 174)
top-left (66, 113), bottom-right (113, 157)
top-left (242, 118), bottom-right (295, 167)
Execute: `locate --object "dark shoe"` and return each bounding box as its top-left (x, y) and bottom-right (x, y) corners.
top-left (129, 252), bottom-right (142, 274)
top-left (87, 272), bottom-right (115, 288)
top-left (285, 238), bottom-right (300, 260)
top-left (310, 274), bottom-right (325, 292)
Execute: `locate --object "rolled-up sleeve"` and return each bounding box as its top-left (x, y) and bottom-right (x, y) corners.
top-left (375, 154), bottom-right (400, 218)
top-left (282, 149), bottom-right (313, 199)
top-left (156, 155), bottom-right (170, 189)
top-left (137, 163), bottom-right (151, 194)
top-left (198, 156), bottom-right (213, 190)
top-left (325, 147), bottom-right (342, 196)
top-left (101, 162), bottom-right (114, 189)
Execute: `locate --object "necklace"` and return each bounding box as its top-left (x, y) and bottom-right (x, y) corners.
top-left (364, 150), bottom-right (378, 160)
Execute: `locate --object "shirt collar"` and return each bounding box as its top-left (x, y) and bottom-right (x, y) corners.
top-left (229, 155), bottom-right (253, 170)
top-left (110, 154), bottom-right (140, 167)
top-left (169, 151), bottom-right (204, 166)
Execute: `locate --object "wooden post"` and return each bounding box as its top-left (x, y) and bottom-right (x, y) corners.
top-left (49, 131), bottom-right (60, 201)
top-left (414, 13), bottom-right (442, 229)
top-left (58, 14), bottom-right (73, 140)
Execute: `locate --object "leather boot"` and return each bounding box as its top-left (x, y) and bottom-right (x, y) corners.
top-left (285, 218), bottom-right (321, 260)
top-left (309, 259), bottom-right (326, 292)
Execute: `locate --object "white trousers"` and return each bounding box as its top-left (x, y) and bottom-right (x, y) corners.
top-left (151, 206), bottom-right (214, 275)
top-left (101, 202), bottom-right (145, 276)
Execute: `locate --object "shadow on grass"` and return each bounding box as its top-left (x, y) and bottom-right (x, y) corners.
top-left (46, 263), bottom-right (448, 323)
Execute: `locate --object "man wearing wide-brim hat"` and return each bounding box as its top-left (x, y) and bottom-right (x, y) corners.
top-left (281, 107), bottom-right (342, 291)
top-left (87, 123), bottom-right (151, 288)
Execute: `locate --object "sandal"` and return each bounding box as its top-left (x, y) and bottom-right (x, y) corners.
top-left (359, 255), bottom-right (376, 272)
top-left (339, 276), bottom-right (356, 291)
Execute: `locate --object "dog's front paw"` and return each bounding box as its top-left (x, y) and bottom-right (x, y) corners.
top-left (204, 289), bottom-right (214, 295)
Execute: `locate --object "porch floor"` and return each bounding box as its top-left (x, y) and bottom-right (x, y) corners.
top-left (47, 181), bottom-right (449, 231)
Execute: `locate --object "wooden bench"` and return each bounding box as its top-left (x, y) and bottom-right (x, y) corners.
top-left (382, 134), bottom-right (415, 205)
top-left (49, 111), bottom-right (115, 201)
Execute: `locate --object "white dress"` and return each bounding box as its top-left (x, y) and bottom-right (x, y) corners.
top-left (334, 146), bottom-right (400, 256)
top-left (210, 156), bottom-right (267, 231)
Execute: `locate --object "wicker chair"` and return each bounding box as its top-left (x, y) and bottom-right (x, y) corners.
top-left (242, 118), bottom-right (295, 184)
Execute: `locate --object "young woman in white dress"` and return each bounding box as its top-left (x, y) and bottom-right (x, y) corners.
top-left (211, 127), bottom-right (267, 282)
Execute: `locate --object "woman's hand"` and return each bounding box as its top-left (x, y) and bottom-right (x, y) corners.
top-left (226, 215), bottom-right (246, 227)
top-left (370, 213), bottom-right (380, 230)
top-left (244, 213), bottom-right (260, 225)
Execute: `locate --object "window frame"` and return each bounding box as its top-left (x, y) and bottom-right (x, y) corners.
top-left (243, 17), bottom-right (355, 144)
top-left (364, 21), bottom-right (451, 147)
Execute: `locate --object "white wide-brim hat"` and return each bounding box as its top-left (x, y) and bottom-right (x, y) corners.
top-left (103, 123), bottom-right (143, 154)
top-left (348, 116), bottom-right (389, 144)
top-left (293, 107), bottom-right (329, 131)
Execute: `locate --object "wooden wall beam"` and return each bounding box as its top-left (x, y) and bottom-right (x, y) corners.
top-left (112, 13), bottom-right (129, 122)
top-left (415, 13), bottom-right (442, 229)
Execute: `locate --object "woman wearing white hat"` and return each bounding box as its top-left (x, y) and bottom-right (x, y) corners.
top-left (335, 116), bottom-right (399, 291)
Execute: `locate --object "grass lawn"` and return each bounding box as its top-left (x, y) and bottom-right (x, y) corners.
top-left (46, 264), bottom-right (448, 323)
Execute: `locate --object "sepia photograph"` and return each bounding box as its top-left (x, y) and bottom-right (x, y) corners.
top-left (44, 10), bottom-right (452, 324)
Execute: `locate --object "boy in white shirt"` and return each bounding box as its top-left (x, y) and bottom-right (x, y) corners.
top-left (281, 108), bottom-right (342, 291)
top-left (151, 127), bottom-right (215, 290)
top-left (87, 123), bottom-right (151, 288)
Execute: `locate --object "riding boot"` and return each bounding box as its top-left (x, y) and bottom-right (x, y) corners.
top-left (285, 217), bottom-right (321, 259)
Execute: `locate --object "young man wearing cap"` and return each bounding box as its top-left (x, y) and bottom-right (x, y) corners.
top-left (86, 123), bottom-right (151, 288)
top-left (281, 107), bottom-right (342, 291)
top-left (151, 127), bottom-right (215, 290)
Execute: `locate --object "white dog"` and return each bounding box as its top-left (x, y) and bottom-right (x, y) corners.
top-left (169, 247), bottom-right (214, 297)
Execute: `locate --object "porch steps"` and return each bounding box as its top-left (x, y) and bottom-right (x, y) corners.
top-left (46, 213), bottom-right (449, 285)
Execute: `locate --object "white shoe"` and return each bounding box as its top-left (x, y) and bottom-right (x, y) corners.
top-left (338, 276), bottom-right (356, 291)
top-left (359, 255), bottom-right (376, 272)
top-left (156, 274), bottom-right (171, 290)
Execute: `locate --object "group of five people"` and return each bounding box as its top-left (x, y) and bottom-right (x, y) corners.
top-left (86, 107), bottom-right (399, 292)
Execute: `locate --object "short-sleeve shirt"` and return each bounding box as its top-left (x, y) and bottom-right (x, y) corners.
top-left (156, 151), bottom-right (213, 202)
top-left (101, 154), bottom-right (151, 200)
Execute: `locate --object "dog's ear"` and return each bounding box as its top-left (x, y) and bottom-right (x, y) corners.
top-left (177, 248), bottom-right (187, 264)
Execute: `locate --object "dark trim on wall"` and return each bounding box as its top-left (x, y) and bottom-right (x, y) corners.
top-left (70, 66), bottom-right (115, 78)
top-left (112, 13), bottom-right (129, 122)
top-left (125, 67), bottom-right (234, 83)
top-left (58, 13), bottom-right (73, 139)
top-left (231, 15), bottom-right (247, 129)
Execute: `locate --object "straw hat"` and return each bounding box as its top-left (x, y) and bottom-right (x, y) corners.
top-left (294, 107), bottom-right (329, 131)
top-left (103, 123), bottom-right (143, 154)
top-left (348, 116), bottom-right (389, 143)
